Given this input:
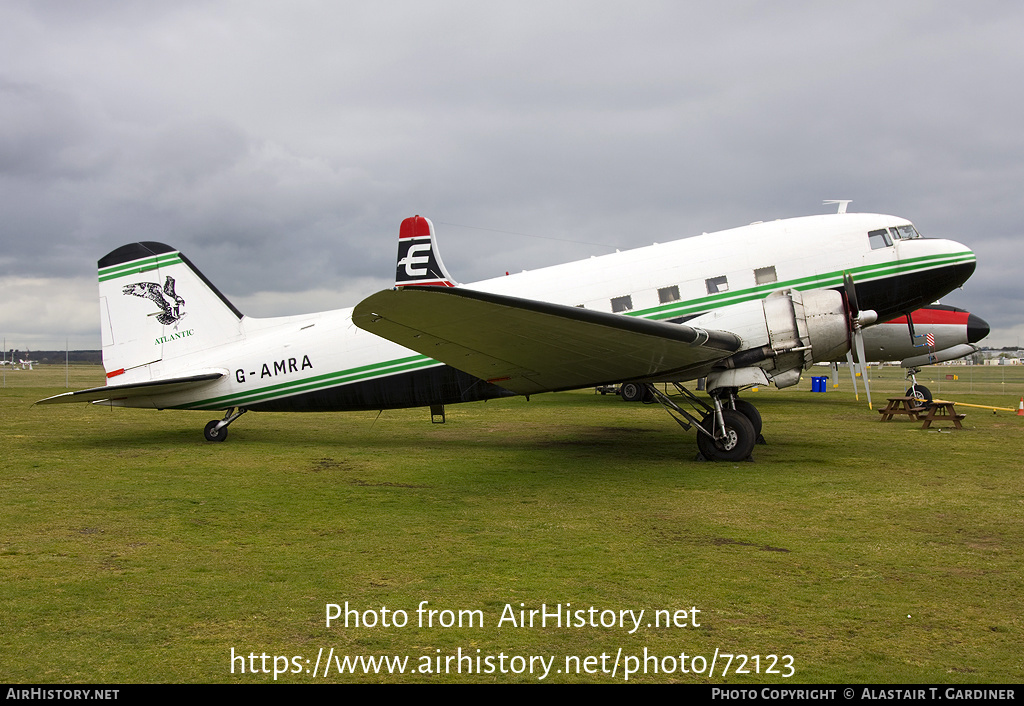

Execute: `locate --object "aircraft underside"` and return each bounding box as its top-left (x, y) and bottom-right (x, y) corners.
top-left (238, 365), bottom-right (515, 413)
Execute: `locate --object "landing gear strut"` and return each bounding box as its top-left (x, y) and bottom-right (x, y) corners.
top-left (642, 383), bottom-right (758, 461)
top-left (904, 367), bottom-right (932, 408)
top-left (203, 407), bottom-right (247, 442)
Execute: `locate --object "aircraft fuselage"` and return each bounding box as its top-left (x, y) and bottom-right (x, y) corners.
top-left (106, 213), bottom-right (974, 412)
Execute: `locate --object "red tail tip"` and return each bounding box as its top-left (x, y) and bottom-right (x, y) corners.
top-left (399, 215), bottom-right (432, 239)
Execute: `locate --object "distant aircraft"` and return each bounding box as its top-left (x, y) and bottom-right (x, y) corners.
top-left (39, 211), bottom-right (977, 460)
top-left (861, 305), bottom-right (988, 365)
top-left (844, 304), bottom-right (988, 403)
top-left (0, 351), bottom-right (37, 369)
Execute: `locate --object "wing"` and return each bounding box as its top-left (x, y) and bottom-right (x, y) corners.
top-left (36, 372), bottom-right (224, 405)
top-left (353, 286), bottom-right (740, 396)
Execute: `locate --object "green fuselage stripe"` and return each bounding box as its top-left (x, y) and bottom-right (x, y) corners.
top-left (632, 250), bottom-right (974, 320)
top-left (175, 355), bottom-right (442, 409)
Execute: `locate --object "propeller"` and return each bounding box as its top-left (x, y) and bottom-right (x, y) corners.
top-left (842, 273), bottom-right (878, 409)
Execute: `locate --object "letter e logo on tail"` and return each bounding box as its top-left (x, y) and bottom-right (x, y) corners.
top-left (394, 216), bottom-right (457, 287)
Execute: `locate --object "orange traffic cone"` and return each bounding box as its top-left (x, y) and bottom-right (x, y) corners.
top-left (1017, 397), bottom-right (1024, 416)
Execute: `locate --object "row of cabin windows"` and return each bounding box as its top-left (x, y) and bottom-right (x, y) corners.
top-left (605, 265), bottom-right (778, 313)
top-left (599, 224), bottom-right (920, 311)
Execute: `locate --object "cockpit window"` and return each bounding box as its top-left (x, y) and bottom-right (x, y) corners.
top-left (868, 229), bottom-right (893, 249)
top-left (895, 224), bottom-right (921, 240)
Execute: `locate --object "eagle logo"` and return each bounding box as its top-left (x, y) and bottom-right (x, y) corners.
top-left (123, 276), bottom-right (186, 325)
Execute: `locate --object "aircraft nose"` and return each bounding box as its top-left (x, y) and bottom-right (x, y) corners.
top-left (957, 255), bottom-right (977, 284)
top-left (967, 312), bottom-right (990, 344)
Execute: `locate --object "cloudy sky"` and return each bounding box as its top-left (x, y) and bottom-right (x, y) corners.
top-left (2, 1), bottom-right (1022, 351)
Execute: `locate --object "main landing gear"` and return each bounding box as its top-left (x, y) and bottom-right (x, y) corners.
top-left (203, 407), bottom-right (247, 442)
top-left (640, 383), bottom-right (761, 462)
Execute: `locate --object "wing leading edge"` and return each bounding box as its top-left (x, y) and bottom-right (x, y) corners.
top-left (353, 286), bottom-right (741, 396)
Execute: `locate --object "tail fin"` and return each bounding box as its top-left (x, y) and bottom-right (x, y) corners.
top-left (97, 242), bottom-right (243, 382)
top-left (395, 216), bottom-right (458, 287)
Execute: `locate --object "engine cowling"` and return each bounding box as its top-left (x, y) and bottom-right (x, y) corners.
top-left (688, 288), bottom-right (850, 390)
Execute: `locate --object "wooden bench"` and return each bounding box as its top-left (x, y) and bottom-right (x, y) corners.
top-left (878, 397), bottom-right (926, 422)
top-left (920, 401), bottom-right (966, 430)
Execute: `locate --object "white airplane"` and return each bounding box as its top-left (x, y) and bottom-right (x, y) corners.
top-left (38, 211), bottom-right (977, 460)
top-left (0, 352), bottom-right (37, 369)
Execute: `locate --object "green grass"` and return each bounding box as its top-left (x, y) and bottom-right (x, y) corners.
top-left (2, 365), bottom-right (1022, 683)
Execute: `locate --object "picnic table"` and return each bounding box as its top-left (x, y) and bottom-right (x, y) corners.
top-left (878, 397), bottom-right (965, 430)
top-left (878, 397), bottom-right (926, 422)
top-left (919, 401), bottom-right (966, 430)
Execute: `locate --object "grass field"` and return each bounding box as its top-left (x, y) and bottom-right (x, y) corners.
top-left (2, 364), bottom-right (1022, 683)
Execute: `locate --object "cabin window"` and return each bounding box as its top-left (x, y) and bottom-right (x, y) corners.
top-left (611, 295), bottom-right (633, 313)
top-left (754, 266), bottom-right (777, 285)
top-left (705, 276), bottom-right (729, 294)
top-left (868, 228), bottom-right (893, 250)
top-left (658, 285), bottom-right (680, 304)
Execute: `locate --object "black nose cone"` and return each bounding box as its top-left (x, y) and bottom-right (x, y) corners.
top-left (967, 313), bottom-right (990, 343)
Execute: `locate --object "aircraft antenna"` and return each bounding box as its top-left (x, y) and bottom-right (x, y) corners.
top-left (823, 200), bottom-right (852, 214)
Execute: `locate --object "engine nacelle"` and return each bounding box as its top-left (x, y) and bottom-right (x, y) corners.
top-left (689, 288), bottom-right (850, 390)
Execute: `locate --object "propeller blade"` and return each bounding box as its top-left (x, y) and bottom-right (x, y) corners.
top-left (845, 350), bottom-right (860, 401)
top-left (843, 272), bottom-right (860, 319)
top-left (842, 271), bottom-right (875, 409)
top-left (853, 327), bottom-right (872, 409)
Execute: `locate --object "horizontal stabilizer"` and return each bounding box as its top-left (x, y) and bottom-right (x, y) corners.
top-left (36, 372), bottom-right (224, 405)
top-left (353, 286), bottom-right (740, 395)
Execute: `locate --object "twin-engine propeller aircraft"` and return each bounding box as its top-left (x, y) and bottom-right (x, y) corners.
top-left (39, 210), bottom-right (977, 460)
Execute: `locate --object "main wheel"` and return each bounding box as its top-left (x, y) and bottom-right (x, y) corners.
top-left (731, 399), bottom-right (763, 438)
top-left (204, 420), bottom-right (228, 442)
top-left (906, 384), bottom-right (932, 407)
top-left (696, 410), bottom-right (756, 462)
top-left (620, 382), bottom-right (644, 402)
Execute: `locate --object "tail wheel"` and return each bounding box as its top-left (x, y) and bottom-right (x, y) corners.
top-left (204, 420), bottom-right (228, 442)
top-left (697, 410), bottom-right (756, 462)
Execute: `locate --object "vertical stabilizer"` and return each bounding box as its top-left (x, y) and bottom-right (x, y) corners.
top-left (97, 242), bottom-right (243, 382)
top-left (395, 216), bottom-right (458, 287)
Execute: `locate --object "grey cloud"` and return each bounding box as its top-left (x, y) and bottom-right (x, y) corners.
top-left (0, 1), bottom-right (1021, 346)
